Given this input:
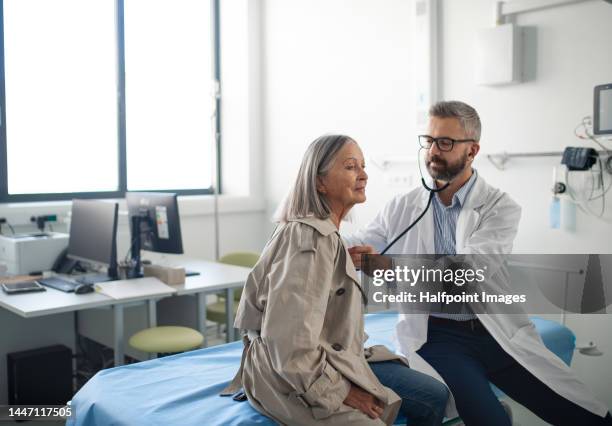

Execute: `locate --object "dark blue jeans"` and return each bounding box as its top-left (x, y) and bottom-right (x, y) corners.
top-left (417, 319), bottom-right (612, 426)
top-left (370, 360), bottom-right (449, 426)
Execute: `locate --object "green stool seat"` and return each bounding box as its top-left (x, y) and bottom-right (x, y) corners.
top-left (206, 251), bottom-right (260, 342)
top-left (206, 300), bottom-right (239, 325)
top-left (129, 326), bottom-right (204, 354)
top-left (218, 252), bottom-right (260, 269)
top-left (216, 252), bottom-right (260, 303)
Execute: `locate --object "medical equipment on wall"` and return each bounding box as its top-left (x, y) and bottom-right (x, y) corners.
top-left (594, 83), bottom-right (612, 135)
top-left (558, 84), bottom-right (612, 220)
top-left (490, 84), bottom-right (612, 225)
top-left (548, 167), bottom-right (576, 231)
top-left (563, 114), bottom-right (612, 220)
top-left (380, 147), bottom-right (450, 255)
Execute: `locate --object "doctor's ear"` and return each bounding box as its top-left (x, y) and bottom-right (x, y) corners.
top-left (469, 143), bottom-right (481, 159)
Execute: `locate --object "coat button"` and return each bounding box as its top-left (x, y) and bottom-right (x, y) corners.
top-left (332, 343), bottom-right (343, 351)
top-left (336, 288), bottom-right (346, 296)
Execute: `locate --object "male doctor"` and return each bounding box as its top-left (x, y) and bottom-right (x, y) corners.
top-left (345, 101), bottom-right (611, 425)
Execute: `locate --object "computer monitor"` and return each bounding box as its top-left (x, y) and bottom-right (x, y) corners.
top-left (67, 199), bottom-right (119, 278)
top-left (126, 192), bottom-right (184, 277)
top-left (594, 83), bottom-right (612, 135)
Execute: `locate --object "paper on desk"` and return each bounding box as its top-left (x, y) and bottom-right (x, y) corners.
top-left (94, 277), bottom-right (176, 300)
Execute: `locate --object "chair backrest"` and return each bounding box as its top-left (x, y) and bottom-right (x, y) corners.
top-left (218, 252), bottom-right (260, 301)
top-left (218, 252), bottom-right (260, 268)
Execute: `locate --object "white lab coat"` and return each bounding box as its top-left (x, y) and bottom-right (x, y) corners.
top-left (343, 173), bottom-right (609, 419)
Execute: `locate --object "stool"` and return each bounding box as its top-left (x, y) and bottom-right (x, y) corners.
top-left (129, 326), bottom-right (204, 357)
top-left (208, 251), bottom-right (260, 341)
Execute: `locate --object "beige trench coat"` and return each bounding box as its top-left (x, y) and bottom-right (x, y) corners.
top-left (229, 216), bottom-right (404, 425)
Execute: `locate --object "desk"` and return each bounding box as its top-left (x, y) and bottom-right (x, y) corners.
top-left (0, 259), bottom-right (251, 366)
top-left (0, 278), bottom-right (176, 366)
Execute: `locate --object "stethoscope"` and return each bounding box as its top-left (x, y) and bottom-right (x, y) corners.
top-left (379, 147), bottom-right (451, 255)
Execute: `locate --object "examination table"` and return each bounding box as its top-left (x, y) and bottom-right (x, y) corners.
top-left (66, 313), bottom-right (575, 425)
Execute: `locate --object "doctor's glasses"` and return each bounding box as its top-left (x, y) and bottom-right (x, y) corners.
top-left (418, 135), bottom-right (476, 152)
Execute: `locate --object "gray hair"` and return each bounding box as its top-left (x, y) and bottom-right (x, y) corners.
top-left (276, 134), bottom-right (355, 222)
top-left (429, 101), bottom-right (481, 142)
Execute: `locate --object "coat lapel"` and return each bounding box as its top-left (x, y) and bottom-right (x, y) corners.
top-left (291, 216), bottom-right (367, 302)
top-left (416, 188), bottom-right (435, 254)
top-left (456, 175), bottom-right (488, 250)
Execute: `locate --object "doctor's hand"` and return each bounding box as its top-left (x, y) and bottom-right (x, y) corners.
top-left (343, 384), bottom-right (384, 419)
top-left (349, 246), bottom-right (392, 277)
top-left (348, 245), bottom-right (376, 269)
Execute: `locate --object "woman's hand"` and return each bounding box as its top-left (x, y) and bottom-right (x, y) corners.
top-left (343, 384), bottom-right (384, 419)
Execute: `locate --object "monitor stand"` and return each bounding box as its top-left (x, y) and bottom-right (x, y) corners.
top-left (129, 212), bottom-right (200, 278)
top-left (73, 264), bottom-right (119, 285)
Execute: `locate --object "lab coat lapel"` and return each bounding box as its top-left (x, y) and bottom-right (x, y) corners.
top-left (416, 188), bottom-right (435, 254)
top-left (456, 175), bottom-right (488, 250)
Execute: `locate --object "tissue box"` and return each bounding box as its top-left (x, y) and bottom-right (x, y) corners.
top-left (143, 264), bottom-right (186, 285)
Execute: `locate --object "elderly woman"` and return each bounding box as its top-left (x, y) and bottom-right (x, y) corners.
top-left (224, 135), bottom-right (448, 425)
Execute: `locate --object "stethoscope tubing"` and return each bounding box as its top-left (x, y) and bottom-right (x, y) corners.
top-left (379, 148), bottom-right (451, 255)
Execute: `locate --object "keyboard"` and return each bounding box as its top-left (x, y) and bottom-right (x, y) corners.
top-left (37, 277), bottom-right (80, 292)
top-left (75, 274), bottom-right (114, 285)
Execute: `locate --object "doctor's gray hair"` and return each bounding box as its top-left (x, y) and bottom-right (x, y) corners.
top-left (275, 134), bottom-right (356, 222)
top-left (429, 101), bottom-right (481, 142)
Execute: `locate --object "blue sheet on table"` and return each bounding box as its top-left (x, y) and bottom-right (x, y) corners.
top-left (67, 314), bottom-right (575, 426)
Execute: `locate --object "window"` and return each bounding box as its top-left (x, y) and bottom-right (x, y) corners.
top-left (124, 0), bottom-right (214, 191)
top-left (3, 0), bottom-right (118, 195)
top-left (0, 0), bottom-right (219, 202)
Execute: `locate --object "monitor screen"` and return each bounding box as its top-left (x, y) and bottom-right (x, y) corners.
top-left (67, 199), bottom-right (118, 268)
top-left (594, 83), bottom-right (612, 135)
top-left (126, 192), bottom-right (183, 255)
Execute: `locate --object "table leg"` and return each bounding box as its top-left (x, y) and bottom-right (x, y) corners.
top-left (113, 304), bottom-right (124, 366)
top-left (225, 288), bottom-right (234, 342)
top-left (147, 300), bottom-right (157, 360)
top-left (73, 311), bottom-right (79, 391)
top-left (197, 292), bottom-right (208, 347)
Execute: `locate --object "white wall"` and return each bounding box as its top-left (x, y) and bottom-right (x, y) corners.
top-left (261, 0), bottom-right (417, 231)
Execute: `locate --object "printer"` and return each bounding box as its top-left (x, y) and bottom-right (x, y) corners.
top-left (0, 233), bottom-right (69, 275)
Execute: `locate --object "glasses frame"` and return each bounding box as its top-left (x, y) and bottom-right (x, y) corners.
top-left (418, 135), bottom-right (476, 152)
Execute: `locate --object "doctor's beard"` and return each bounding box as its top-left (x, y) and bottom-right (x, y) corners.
top-left (426, 151), bottom-right (469, 182)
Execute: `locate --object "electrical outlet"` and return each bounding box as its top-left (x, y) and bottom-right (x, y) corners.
top-left (384, 172), bottom-right (414, 187)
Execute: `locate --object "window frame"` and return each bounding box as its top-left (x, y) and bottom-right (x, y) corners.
top-left (0, 0), bottom-right (221, 203)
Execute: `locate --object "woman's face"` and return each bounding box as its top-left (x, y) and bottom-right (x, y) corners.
top-left (318, 141), bottom-right (368, 210)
